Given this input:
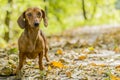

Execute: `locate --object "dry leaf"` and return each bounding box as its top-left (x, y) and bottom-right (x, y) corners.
top-left (11, 64), bottom-right (17, 69)
top-left (48, 66), bottom-right (52, 71)
top-left (51, 61), bottom-right (64, 68)
top-left (56, 49), bottom-right (63, 55)
top-left (59, 58), bottom-right (66, 63)
top-left (90, 63), bottom-right (106, 67)
top-left (78, 55), bottom-right (87, 60)
top-left (115, 65), bottom-right (120, 69)
top-left (110, 74), bottom-right (120, 80)
top-left (64, 66), bottom-right (68, 69)
top-left (98, 70), bottom-right (104, 74)
top-left (90, 63), bottom-right (97, 66)
top-left (114, 47), bottom-right (120, 53)
top-left (66, 71), bottom-right (72, 78)
top-left (97, 64), bottom-right (106, 67)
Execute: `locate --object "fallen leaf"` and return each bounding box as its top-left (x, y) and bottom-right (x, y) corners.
top-left (34, 65), bottom-right (39, 69)
top-left (110, 74), bottom-right (120, 80)
top-left (51, 61), bottom-right (64, 68)
top-left (56, 49), bottom-right (63, 55)
top-left (48, 66), bottom-right (52, 71)
top-left (98, 70), bottom-right (104, 74)
top-left (88, 47), bottom-right (94, 51)
top-left (78, 55), bottom-right (87, 60)
top-left (66, 71), bottom-right (72, 78)
top-left (90, 63), bottom-right (97, 66)
top-left (98, 64), bottom-right (106, 67)
top-left (59, 58), bottom-right (66, 63)
top-left (0, 66), bottom-right (12, 75)
top-left (11, 64), bottom-right (17, 69)
top-left (114, 47), bottom-right (120, 53)
top-left (64, 66), bottom-right (68, 69)
top-left (115, 65), bottom-right (120, 69)
top-left (27, 61), bottom-right (32, 65)
top-left (90, 63), bottom-right (106, 67)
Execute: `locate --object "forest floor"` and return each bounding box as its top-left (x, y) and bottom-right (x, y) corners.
top-left (0, 25), bottom-right (120, 80)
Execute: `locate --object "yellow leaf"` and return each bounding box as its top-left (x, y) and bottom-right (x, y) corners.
top-left (27, 61), bottom-right (32, 65)
top-left (114, 47), bottom-right (120, 53)
top-left (51, 61), bottom-right (64, 68)
top-left (110, 74), bottom-right (120, 80)
top-left (34, 65), bottom-right (39, 69)
top-left (90, 63), bottom-right (97, 66)
top-left (64, 66), bottom-right (68, 69)
top-left (90, 63), bottom-right (106, 67)
top-left (56, 49), bottom-right (63, 55)
top-left (97, 64), bottom-right (106, 67)
top-left (78, 55), bottom-right (87, 60)
top-left (66, 71), bottom-right (71, 78)
top-left (48, 66), bottom-right (52, 71)
top-left (98, 70), bottom-right (104, 74)
top-left (88, 47), bottom-right (94, 51)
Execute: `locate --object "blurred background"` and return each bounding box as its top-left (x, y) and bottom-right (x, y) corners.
top-left (0, 0), bottom-right (120, 48)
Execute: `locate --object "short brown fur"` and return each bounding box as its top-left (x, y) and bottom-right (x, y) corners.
top-left (14, 7), bottom-right (49, 74)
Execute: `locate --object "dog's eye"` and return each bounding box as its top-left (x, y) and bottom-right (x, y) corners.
top-left (27, 13), bottom-right (32, 17)
top-left (37, 12), bottom-right (41, 17)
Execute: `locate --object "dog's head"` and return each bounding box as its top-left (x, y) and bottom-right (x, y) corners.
top-left (17, 7), bottom-right (48, 29)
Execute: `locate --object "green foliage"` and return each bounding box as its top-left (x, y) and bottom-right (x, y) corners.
top-left (0, 0), bottom-right (120, 47)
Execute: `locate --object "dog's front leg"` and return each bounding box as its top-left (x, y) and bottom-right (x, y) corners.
top-left (39, 51), bottom-right (44, 70)
top-left (15, 53), bottom-right (26, 74)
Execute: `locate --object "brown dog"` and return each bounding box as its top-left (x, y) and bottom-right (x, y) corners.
top-left (15, 7), bottom-right (49, 74)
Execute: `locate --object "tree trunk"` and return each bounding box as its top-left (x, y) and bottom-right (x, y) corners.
top-left (91, 0), bottom-right (97, 19)
top-left (4, 0), bottom-right (12, 42)
top-left (82, 0), bottom-right (87, 20)
top-left (43, 0), bottom-right (48, 17)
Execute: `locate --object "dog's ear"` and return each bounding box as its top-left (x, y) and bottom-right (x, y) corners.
top-left (41, 10), bottom-right (48, 27)
top-left (17, 11), bottom-right (26, 29)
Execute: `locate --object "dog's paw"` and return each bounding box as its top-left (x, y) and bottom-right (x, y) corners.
top-left (39, 66), bottom-right (45, 70)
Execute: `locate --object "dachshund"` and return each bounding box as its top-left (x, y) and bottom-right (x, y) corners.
top-left (14, 7), bottom-right (49, 74)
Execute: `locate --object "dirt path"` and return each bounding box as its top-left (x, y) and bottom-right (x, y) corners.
top-left (1, 25), bottom-right (120, 80)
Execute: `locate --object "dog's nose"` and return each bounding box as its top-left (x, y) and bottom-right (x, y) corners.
top-left (34, 22), bottom-right (39, 27)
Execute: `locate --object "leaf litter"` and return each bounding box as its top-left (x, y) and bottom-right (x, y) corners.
top-left (1, 26), bottom-right (120, 80)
